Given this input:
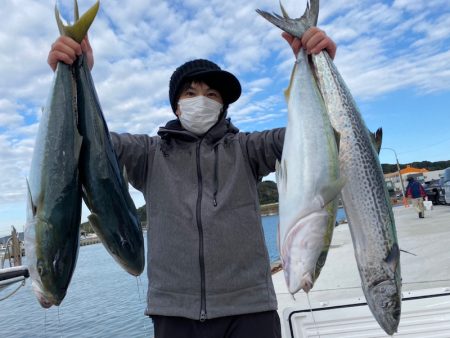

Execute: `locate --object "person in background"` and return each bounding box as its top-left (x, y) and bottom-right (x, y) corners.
top-left (405, 176), bottom-right (427, 218)
top-left (47, 27), bottom-right (336, 338)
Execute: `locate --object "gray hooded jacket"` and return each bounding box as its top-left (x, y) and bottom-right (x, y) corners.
top-left (111, 117), bottom-right (285, 321)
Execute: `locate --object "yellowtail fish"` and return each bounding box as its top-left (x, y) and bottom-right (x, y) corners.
top-left (24, 0), bottom-right (99, 308)
top-left (269, 13), bottom-right (344, 295)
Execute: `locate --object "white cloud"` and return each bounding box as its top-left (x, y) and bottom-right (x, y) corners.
top-left (1, 0), bottom-right (450, 232)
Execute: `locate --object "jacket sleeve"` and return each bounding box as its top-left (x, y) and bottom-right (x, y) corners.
top-left (405, 184), bottom-right (411, 198)
top-left (419, 184), bottom-right (427, 197)
top-left (110, 132), bottom-right (159, 192)
top-left (238, 128), bottom-right (285, 179)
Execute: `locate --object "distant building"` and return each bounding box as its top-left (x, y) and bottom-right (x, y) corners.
top-left (384, 165), bottom-right (446, 193)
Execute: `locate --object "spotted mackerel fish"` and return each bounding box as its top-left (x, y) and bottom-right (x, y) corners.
top-left (257, 0), bottom-right (401, 335)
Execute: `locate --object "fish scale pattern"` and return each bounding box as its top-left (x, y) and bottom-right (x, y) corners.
top-left (312, 50), bottom-right (401, 335)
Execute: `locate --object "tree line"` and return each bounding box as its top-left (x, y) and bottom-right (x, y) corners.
top-left (382, 160), bottom-right (450, 174)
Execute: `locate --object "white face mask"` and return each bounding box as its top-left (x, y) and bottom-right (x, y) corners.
top-left (178, 96), bottom-right (223, 135)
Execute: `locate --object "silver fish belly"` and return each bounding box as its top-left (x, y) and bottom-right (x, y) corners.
top-left (277, 49), bottom-right (342, 295)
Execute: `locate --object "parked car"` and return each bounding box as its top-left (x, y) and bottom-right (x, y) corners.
top-left (424, 181), bottom-right (446, 205)
top-left (443, 168), bottom-right (450, 205)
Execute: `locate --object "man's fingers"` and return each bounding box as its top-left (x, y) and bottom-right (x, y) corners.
top-left (80, 35), bottom-right (92, 54)
top-left (302, 29), bottom-right (325, 53)
top-left (281, 32), bottom-right (294, 44)
top-left (48, 50), bottom-right (75, 70)
top-left (301, 27), bottom-right (336, 59)
top-left (310, 38), bottom-right (334, 56)
top-left (53, 36), bottom-right (82, 57)
top-left (282, 32), bottom-right (302, 56)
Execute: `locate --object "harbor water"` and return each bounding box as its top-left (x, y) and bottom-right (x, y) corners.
top-left (1, 210), bottom-right (346, 337)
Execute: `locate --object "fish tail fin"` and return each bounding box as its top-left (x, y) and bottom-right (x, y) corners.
top-left (256, 0), bottom-right (319, 38)
top-left (279, 1), bottom-right (290, 19)
top-left (74, 0), bottom-right (80, 21)
top-left (307, 0), bottom-right (320, 26)
top-left (55, 0), bottom-right (100, 43)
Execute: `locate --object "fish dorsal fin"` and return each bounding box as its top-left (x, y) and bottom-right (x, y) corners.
top-left (55, 0), bottom-right (99, 43)
top-left (385, 242), bottom-right (400, 273)
top-left (369, 127), bottom-right (383, 154)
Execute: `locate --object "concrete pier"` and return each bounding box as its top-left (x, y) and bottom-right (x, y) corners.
top-left (273, 204), bottom-right (450, 337)
top-left (80, 234), bottom-right (101, 246)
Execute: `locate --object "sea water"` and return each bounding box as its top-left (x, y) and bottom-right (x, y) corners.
top-left (0, 209), bottom-right (346, 337)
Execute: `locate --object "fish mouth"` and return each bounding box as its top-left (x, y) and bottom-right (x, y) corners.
top-left (32, 282), bottom-right (60, 308)
top-left (369, 280), bottom-right (401, 335)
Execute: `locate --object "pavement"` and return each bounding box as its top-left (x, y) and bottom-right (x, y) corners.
top-left (273, 204), bottom-right (450, 309)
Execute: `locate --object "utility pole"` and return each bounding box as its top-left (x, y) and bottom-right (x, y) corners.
top-left (382, 147), bottom-right (408, 207)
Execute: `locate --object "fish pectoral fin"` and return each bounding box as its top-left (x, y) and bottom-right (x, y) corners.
top-left (317, 177), bottom-right (347, 207)
top-left (87, 213), bottom-right (102, 238)
top-left (333, 128), bottom-right (341, 152)
top-left (74, 134), bottom-right (83, 161)
top-left (122, 165), bottom-right (130, 188)
top-left (275, 160), bottom-right (281, 183)
top-left (385, 242), bottom-right (400, 273)
top-left (275, 159), bottom-right (287, 193)
top-left (26, 179), bottom-right (37, 217)
top-left (81, 185), bottom-right (93, 211)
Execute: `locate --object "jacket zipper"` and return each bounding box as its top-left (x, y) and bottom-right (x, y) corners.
top-left (196, 140), bottom-right (207, 322)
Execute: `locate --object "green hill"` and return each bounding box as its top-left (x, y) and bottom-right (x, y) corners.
top-left (382, 160), bottom-right (450, 174)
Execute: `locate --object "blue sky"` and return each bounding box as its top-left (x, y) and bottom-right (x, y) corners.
top-left (1, 0), bottom-right (449, 236)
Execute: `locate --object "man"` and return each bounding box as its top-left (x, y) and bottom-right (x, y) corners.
top-left (406, 176), bottom-right (427, 218)
top-left (48, 28), bottom-right (336, 337)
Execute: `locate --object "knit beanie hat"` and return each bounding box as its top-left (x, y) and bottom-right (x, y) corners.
top-left (169, 59), bottom-right (241, 113)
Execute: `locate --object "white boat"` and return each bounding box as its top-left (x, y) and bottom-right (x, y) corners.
top-left (273, 205), bottom-right (450, 337)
